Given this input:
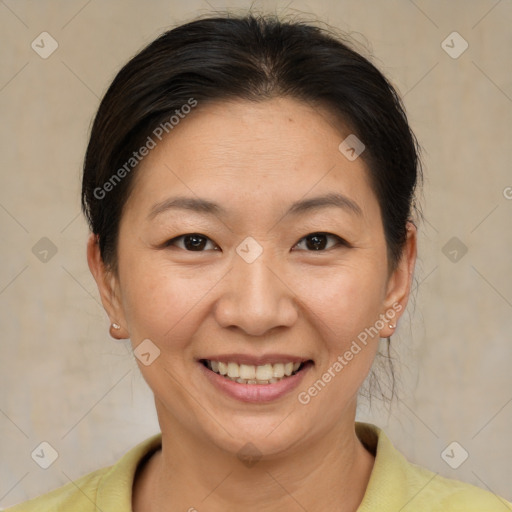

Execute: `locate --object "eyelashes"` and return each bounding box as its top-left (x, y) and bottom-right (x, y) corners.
top-left (293, 232), bottom-right (348, 251)
top-left (165, 233), bottom-right (219, 251)
top-left (164, 232), bottom-right (349, 252)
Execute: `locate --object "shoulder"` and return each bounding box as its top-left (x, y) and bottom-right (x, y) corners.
top-left (409, 462), bottom-right (512, 511)
top-left (356, 422), bottom-right (512, 512)
top-left (5, 467), bottom-right (108, 512)
top-left (5, 434), bottom-right (162, 512)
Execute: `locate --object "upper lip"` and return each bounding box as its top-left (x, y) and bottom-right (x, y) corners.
top-left (199, 353), bottom-right (312, 366)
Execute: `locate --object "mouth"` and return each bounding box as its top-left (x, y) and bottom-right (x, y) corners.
top-left (200, 359), bottom-right (311, 385)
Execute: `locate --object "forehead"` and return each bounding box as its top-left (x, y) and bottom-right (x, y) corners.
top-left (125, 97), bottom-right (379, 221)
top-left (158, 97), bottom-right (351, 170)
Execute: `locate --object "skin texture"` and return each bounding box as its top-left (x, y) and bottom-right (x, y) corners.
top-left (88, 96), bottom-right (417, 511)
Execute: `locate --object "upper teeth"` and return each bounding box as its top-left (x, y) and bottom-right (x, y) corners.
top-left (208, 360), bottom-right (301, 382)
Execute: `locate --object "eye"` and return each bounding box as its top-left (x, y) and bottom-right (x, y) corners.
top-left (293, 232), bottom-right (347, 251)
top-left (165, 233), bottom-right (219, 251)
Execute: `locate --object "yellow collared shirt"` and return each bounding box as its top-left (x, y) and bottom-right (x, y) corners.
top-left (6, 422), bottom-right (512, 511)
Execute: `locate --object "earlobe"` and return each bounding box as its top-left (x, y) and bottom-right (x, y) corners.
top-left (86, 233), bottom-right (128, 339)
top-left (109, 322), bottom-right (125, 339)
top-left (380, 221), bottom-right (417, 337)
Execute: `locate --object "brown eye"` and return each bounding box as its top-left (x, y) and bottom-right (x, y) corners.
top-left (166, 234), bottom-right (218, 251)
top-left (294, 232), bottom-right (345, 251)
top-left (306, 234), bottom-right (328, 250)
top-left (183, 234), bottom-right (207, 250)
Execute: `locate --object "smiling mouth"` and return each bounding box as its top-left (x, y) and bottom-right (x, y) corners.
top-left (200, 359), bottom-right (311, 385)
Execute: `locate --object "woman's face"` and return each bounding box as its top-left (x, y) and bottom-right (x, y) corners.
top-left (90, 96), bottom-right (415, 457)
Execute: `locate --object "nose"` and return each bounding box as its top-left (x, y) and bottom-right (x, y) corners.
top-left (214, 253), bottom-right (298, 337)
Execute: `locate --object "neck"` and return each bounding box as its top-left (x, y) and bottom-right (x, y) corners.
top-left (134, 405), bottom-right (375, 512)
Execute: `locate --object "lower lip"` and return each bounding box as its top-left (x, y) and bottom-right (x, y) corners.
top-left (199, 361), bottom-right (312, 403)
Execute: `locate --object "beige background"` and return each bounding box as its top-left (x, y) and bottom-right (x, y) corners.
top-left (1, 0), bottom-right (511, 507)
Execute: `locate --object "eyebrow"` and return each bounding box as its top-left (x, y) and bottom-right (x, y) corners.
top-left (287, 192), bottom-right (362, 217)
top-left (147, 192), bottom-right (362, 220)
top-left (148, 196), bottom-right (223, 220)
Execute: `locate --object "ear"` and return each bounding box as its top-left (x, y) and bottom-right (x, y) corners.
top-left (379, 221), bottom-right (417, 337)
top-left (87, 233), bottom-right (128, 339)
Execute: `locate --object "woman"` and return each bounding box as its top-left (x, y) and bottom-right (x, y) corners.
top-left (8, 13), bottom-right (511, 512)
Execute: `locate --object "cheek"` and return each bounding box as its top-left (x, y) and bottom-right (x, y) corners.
top-left (118, 257), bottom-right (219, 348)
top-left (294, 260), bottom-right (388, 346)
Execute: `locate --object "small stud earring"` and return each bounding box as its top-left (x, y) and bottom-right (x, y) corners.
top-left (112, 323), bottom-right (121, 330)
top-left (388, 324), bottom-right (396, 329)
